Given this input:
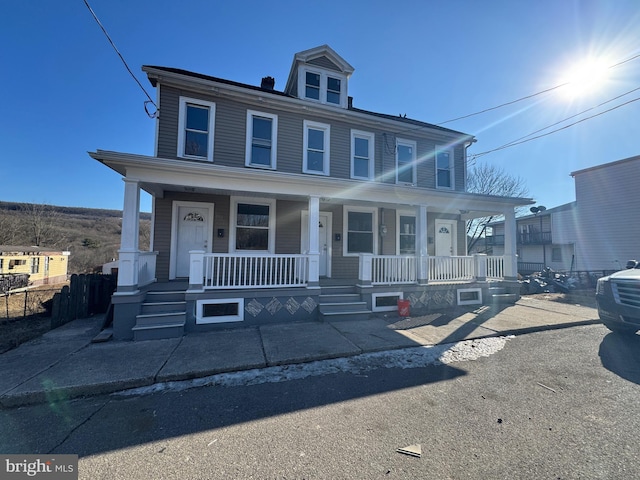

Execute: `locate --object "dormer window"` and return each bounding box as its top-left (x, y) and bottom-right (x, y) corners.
top-left (299, 67), bottom-right (347, 107)
top-left (305, 72), bottom-right (320, 100)
top-left (285, 45), bottom-right (354, 109)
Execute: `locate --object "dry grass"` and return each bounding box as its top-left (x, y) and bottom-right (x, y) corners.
top-left (0, 285), bottom-right (61, 354)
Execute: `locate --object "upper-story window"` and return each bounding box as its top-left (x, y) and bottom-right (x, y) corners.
top-left (396, 139), bottom-right (416, 184)
top-left (178, 97), bottom-right (216, 161)
top-left (303, 120), bottom-right (330, 175)
top-left (245, 110), bottom-right (278, 169)
top-left (351, 130), bottom-right (375, 180)
top-left (299, 68), bottom-right (347, 107)
top-left (436, 146), bottom-right (454, 189)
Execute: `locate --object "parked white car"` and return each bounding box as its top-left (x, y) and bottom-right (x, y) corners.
top-left (596, 261), bottom-right (640, 334)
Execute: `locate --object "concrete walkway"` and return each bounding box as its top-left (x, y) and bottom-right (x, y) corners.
top-left (0, 297), bottom-right (600, 407)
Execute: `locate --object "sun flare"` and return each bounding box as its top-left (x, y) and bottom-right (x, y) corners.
top-left (558, 58), bottom-right (610, 99)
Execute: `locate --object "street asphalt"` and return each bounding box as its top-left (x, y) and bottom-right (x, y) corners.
top-left (0, 297), bottom-right (600, 408)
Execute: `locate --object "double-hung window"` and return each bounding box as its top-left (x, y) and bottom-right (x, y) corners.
top-left (231, 197), bottom-right (276, 252)
top-left (398, 214), bottom-right (416, 255)
top-left (246, 110), bottom-right (278, 169)
top-left (178, 97), bottom-right (216, 161)
top-left (303, 120), bottom-right (330, 175)
top-left (351, 130), bottom-right (375, 180)
top-left (343, 206), bottom-right (377, 256)
top-left (396, 139), bottom-right (416, 184)
top-left (300, 68), bottom-right (346, 107)
top-left (30, 257), bottom-right (40, 274)
top-left (436, 146), bottom-right (454, 189)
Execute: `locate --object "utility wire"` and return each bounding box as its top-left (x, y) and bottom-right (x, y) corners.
top-left (468, 95), bottom-right (640, 159)
top-left (436, 52), bottom-right (640, 126)
top-left (471, 85), bottom-right (640, 158)
top-left (83, 0), bottom-right (158, 118)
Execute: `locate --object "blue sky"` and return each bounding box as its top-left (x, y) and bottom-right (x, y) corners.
top-left (2, 0), bottom-right (639, 213)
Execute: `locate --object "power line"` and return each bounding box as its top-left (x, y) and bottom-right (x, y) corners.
top-left (83, 0), bottom-right (158, 118)
top-left (436, 52), bottom-right (640, 126)
top-left (471, 85), bottom-right (640, 158)
top-left (468, 95), bottom-right (640, 159)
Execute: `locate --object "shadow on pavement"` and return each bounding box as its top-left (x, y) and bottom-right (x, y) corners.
top-left (3, 361), bottom-right (467, 457)
top-left (599, 331), bottom-right (640, 385)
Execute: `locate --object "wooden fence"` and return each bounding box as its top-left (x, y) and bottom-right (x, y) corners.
top-left (51, 274), bottom-right (116, 328)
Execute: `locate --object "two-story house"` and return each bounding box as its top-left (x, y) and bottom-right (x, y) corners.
top-left (90, 45), bottom-right (532, 341)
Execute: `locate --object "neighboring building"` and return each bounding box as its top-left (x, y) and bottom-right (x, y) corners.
top-left (486, 154), bottom-right (640, 275)
top-left (571, 155), bottom-right (640, 272)
top-left (0, 246), bottom-right (70, 286)
top-left (90, 45), bottom-right (532, 341)
top-left (486, 203), bottom-right (578, 274)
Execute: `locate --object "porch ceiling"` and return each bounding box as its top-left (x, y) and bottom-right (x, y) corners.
top-left (90, 150), bottom-right (534, 217)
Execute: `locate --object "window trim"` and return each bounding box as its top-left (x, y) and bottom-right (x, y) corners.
top-left (396, 139), bottom-right (417, 185)
top-left (435, 145), bottom-right (454, 190)
top-left (229, 196), bottom-right (276, 253)
top-left (177, 96), bottom-right (216, 161)
top-left (245, 110), bottom-right (278, 169)
top-left (303, 120), bottom-right (331, 176)
top-left (350, 129), bottom-right (375, 180)
top-left (343, 205), bottom-right (378, 257)
top-left (396, 210), bottom-right (417, 255)
top-left (298, 67), bottom-right (348, 107)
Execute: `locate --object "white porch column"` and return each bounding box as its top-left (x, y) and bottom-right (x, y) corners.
top-left (187, 250), bottom-right (205, 292)
top-left (416, 204), bottom-right (429, 284)
top-left (117, 178), bottom-right (141, 293)
top-left (503, 208), bottom-right (518, 280)
top-left (307, 195), bottom-right (321, 287)
top-left (358, 253), bottom-right (373, 286)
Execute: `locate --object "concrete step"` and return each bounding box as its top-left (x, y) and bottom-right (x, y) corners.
top-left (145, 290), bottom-right (186, 303)
top-left (319, 309), bottom-right (372, 322)
top-left (141, 301), bottom-right (186, 315)
top-left (319, 293), bottom-right (361, 304)
top-left (132, 311), bottom-right (186, 341)
top-left (319, 301), bottom-right (369, 314)
top-left (135, 311), bottom-right (186, 327)
top-left (320, 285), bottom-right (357, 296)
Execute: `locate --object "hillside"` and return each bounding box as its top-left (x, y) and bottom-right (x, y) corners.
top-left (0, 201), bottom-right (150, 274)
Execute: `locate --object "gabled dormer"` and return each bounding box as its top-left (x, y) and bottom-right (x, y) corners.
top-left (284, 45), bottom-right (354, 109)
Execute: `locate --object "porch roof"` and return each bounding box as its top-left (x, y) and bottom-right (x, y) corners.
top-left (90, 150), bottom-right (534, 217)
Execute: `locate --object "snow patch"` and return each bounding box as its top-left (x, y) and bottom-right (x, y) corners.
top-left (114, 337), bottom-right (510, 397)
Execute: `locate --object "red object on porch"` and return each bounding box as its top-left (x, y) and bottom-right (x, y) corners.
top-left (397, 299), bottom-right (410, 317)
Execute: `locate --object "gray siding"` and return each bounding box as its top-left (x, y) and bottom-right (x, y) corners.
top-left (156, 83), bottom-right (470, 191)
top-left (308, 56), bottom-right (342, 72)
top-left (574, 158), bottom-right (640, 271)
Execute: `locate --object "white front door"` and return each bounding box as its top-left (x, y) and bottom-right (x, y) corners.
top-left (301, 211), bottom-right (332, 277)
top-left (435, 219), bottom-right (457, 256)
top-left (172, 202), bottom-right (214, 278)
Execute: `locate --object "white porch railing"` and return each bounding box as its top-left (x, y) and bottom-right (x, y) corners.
top-left (361, 254), bottom-right (507, 285)
top-left (203, 253), bottom-right (309, 289)
top-left (428, 256), bottom-right (475, 282)
top-left (371, 255), bottom-right (417, 285)
top-left (485, 255), bottom-right (504, 280)
top-left (137, 251), bottom-right (158, 287)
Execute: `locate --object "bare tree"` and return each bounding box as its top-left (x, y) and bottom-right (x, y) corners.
top-left (0, 213), bottom-right (22, 245)
top-left (466, 163), bottom-right (530, 254)
top-left (19, 203), bottom-right (63, 247)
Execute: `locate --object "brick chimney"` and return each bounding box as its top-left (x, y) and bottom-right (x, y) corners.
top-left (260, 76), bottom-right (275, 90)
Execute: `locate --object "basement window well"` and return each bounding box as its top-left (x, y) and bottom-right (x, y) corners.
top-left (457, 288), bottom-right (482, 306)
top-left (196, 298), bottom-right (244, 324)
top-left (372, 292), bottom-right (403, 312)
